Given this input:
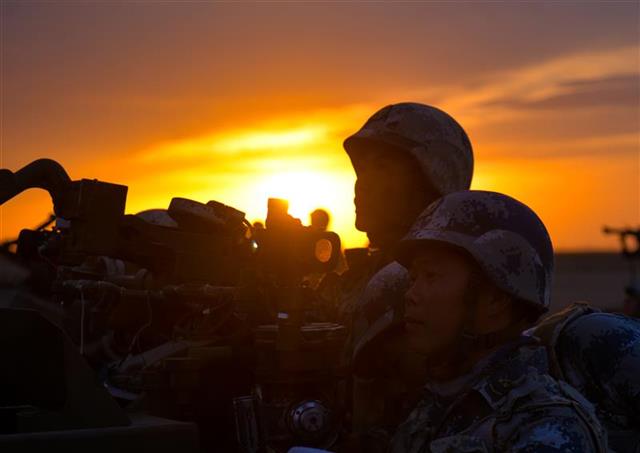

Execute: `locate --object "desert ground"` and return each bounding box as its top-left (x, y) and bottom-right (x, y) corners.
top-left (551, 252), bottom-right (635, 314)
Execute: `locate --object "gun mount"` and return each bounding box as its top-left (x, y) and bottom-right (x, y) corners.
top-left (0, 159), bottom-right (347, 452)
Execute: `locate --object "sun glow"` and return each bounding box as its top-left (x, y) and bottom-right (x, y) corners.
top-left (136, 123), bottom-right (334, 164)
top-left (217, 166), bottom-right (368, 249)
top-left (2, 95), bottom-right (637, 253)
top-left (121, 114), bottom-right (371, 249)
top-left (215, 127), bottom-right (328, 153)
top-left (148, 165), bottom-right (369, 249)
top-left (252, 170), bottom-right (350, 217)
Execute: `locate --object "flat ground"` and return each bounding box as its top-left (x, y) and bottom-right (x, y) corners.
top-left (551, 252), bottom-right (636, 314)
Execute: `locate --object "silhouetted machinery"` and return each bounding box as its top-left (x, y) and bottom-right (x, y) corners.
top-left (0, 159), bottom-right (346, 452)
top-left (603, 226), bottom-right (640, 317)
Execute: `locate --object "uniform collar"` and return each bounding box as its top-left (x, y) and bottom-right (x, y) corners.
top-left (423, 336), bottom-right (545, 403)
top-left (473, 337), bottom-right (548, 410)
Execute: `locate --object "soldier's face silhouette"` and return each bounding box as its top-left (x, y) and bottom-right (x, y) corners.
top-left (353, 147), bottom-right (432, 247)
top-left (404, 243), bottom-right (473, 359)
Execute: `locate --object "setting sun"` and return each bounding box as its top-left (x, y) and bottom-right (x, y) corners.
top-left (241, 169), bottom-right (363, 245)
top-left (125, 120), bottom-right (370, 249)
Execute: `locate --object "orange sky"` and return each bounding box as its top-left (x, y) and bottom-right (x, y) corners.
top-left (1, 3), bottom-right (638, 251)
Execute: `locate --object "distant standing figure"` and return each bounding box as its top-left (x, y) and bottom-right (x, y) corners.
top-left (310, 208), bottom-right (330, 232)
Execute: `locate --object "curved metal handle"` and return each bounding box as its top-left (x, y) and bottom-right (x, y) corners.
top-left (0, 158), bottom-right (71, 207)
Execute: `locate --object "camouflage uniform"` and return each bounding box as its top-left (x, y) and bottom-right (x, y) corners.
top-left (390, 336), bottom-right (607, 453)
top-left (531, 303), bottom-right (640, 453)
top-left (387, 191), bottom-right (608, 452)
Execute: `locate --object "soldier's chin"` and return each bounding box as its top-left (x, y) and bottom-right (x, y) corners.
top-left (354, 213), bottom-right (370, 232)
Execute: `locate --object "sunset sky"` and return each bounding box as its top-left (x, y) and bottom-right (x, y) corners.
top-left (1, 2), bottom-right (638, 251)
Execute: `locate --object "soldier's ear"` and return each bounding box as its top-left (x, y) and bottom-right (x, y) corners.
top-left (487, 290), bottom-right (512, 317)
top-left (472, 286), bottom-right (511, 334)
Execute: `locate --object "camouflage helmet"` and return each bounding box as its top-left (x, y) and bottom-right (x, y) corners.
top-left (344, 103), bottom-right (474, 196)
top-left (396, 190), bottom-right (554, 312)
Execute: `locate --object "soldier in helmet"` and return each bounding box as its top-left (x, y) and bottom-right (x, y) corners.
top-left (337, 102), bottom-right (473, 347)
top-left (530, 303), bottom-right (640, 452)
top-left (382, 190), bottom-right (608, 452)
top-left (329, 103), bottom-right (474, 445)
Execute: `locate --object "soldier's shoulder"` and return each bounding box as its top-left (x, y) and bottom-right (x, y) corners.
top-left (495, 374), bottom-right (606, 451)
top-left (504, 409), bottom-right (604, 452)
top-left (480, 346), bottom-right (606, 451)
